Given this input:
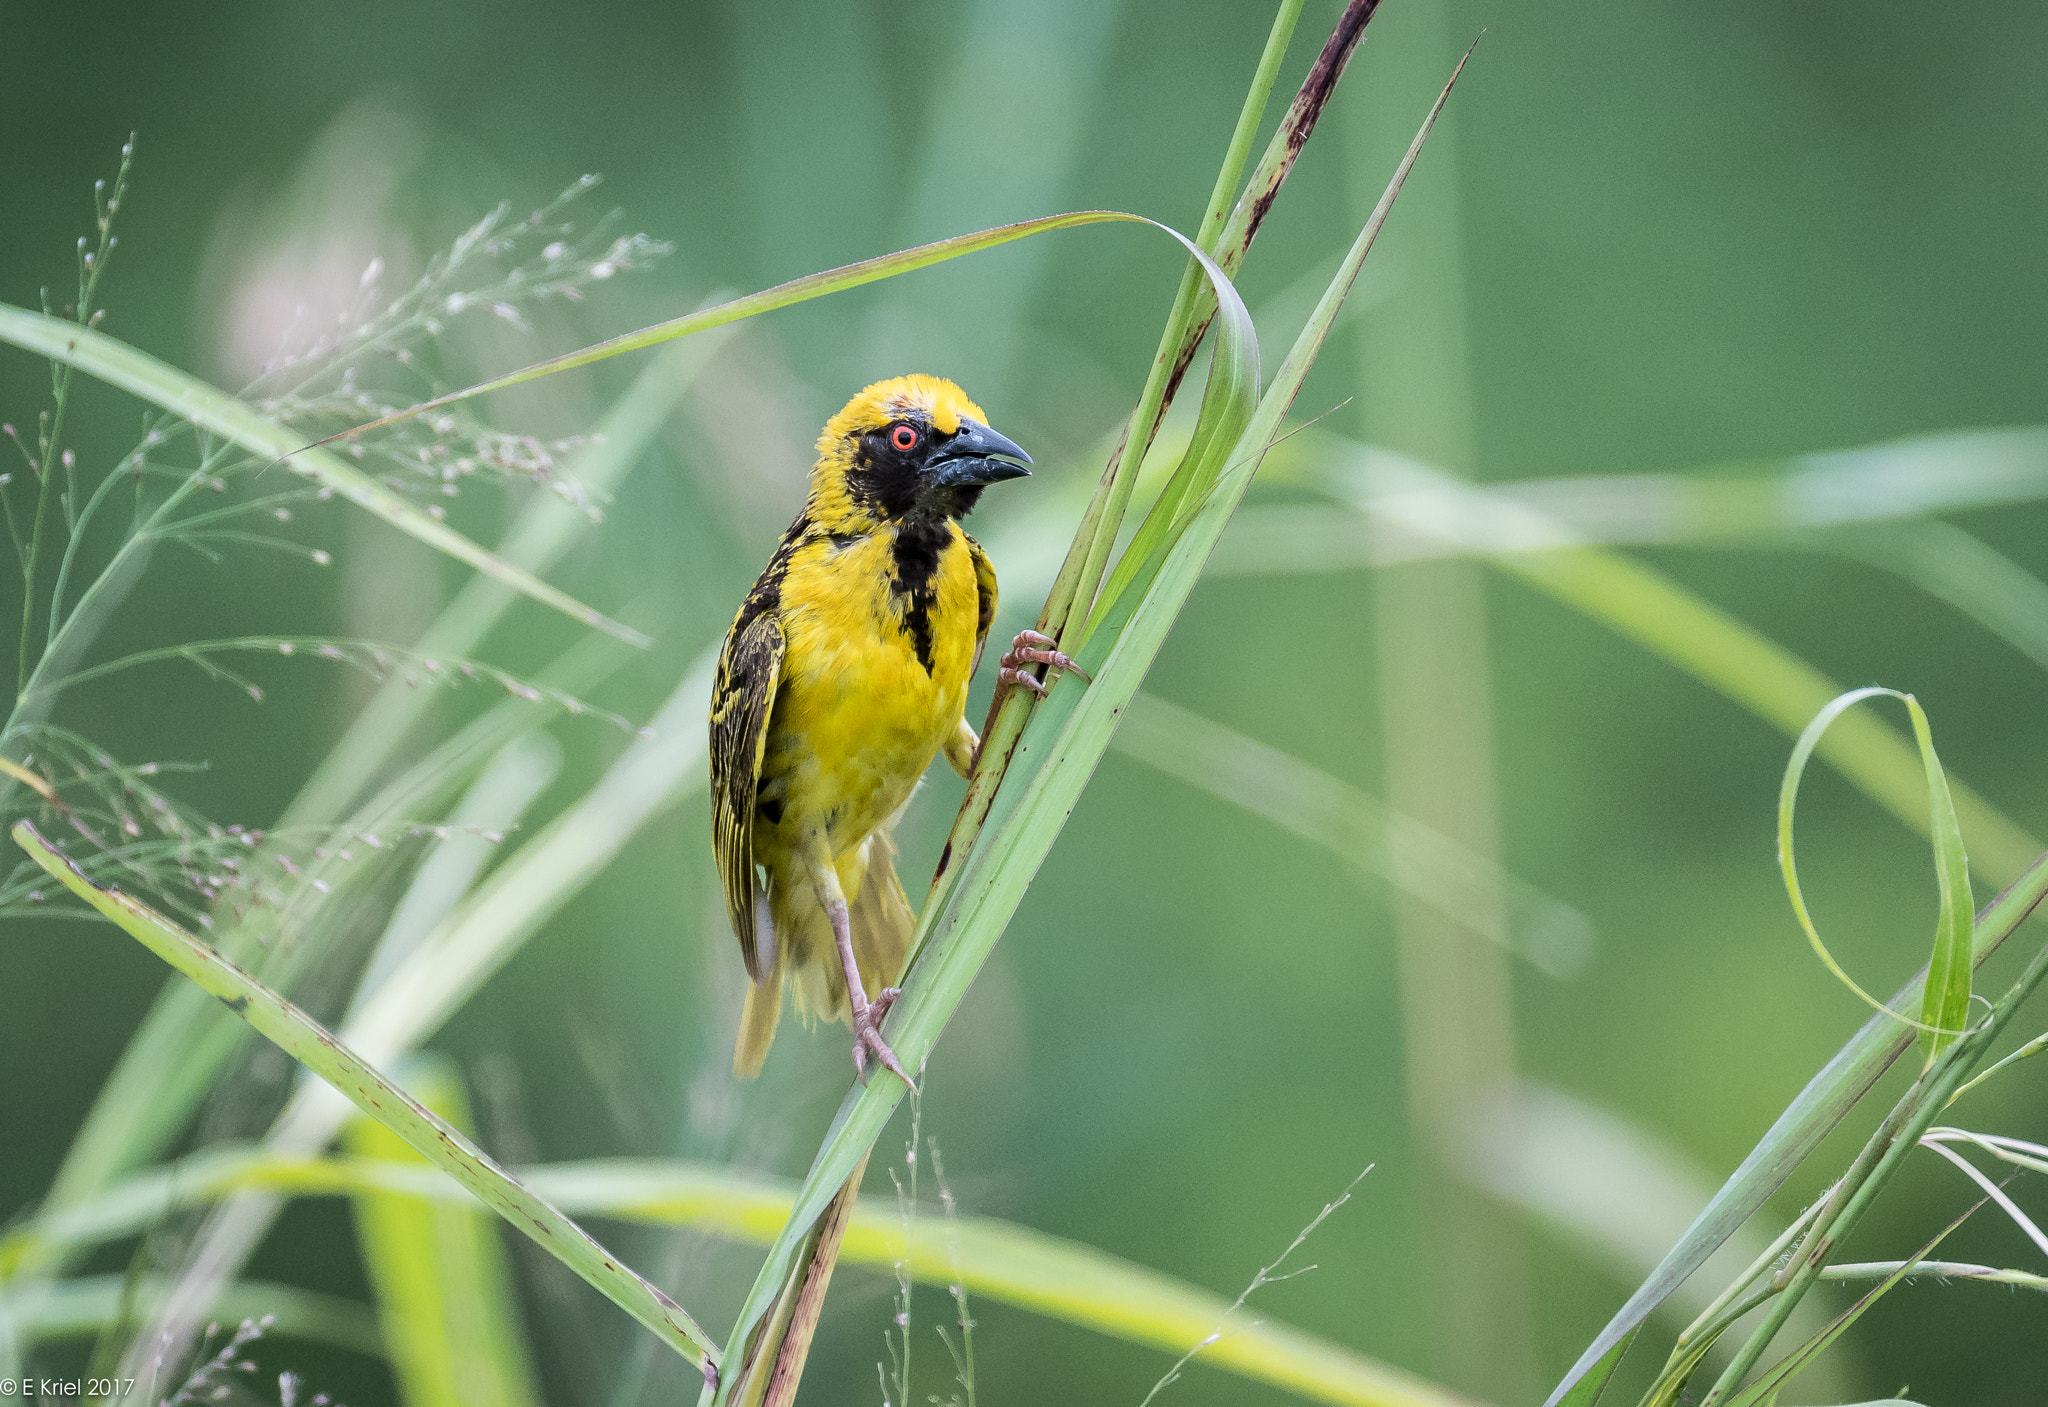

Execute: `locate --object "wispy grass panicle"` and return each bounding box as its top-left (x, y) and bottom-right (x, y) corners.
top-left (1137, 1167), bottom-right (1372, 1407)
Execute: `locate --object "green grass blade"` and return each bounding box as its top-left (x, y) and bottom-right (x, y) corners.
top-left (711, 55), bottom-right (1466, 1404)
top-left (1543, 854), bottom-right (2048, 1406)
top-left (81, 647), bottom-right (717, 1371)
top-left (0, 303), bottom-right (645, 646)
top-left (345, 1062), bottom-right (543, 1407)
top-left (1115, 690), bottom-right (1593, 975)
top-left (1721, 1207), bottom-right (1973, 1407)
top-left (9, 820), bottom-right (719, 1375)
top-left (318, 212), bottom-right (1226, 444)
top-left (1552, 1330), bottom-right (1634, 1407)
top-left (1316, 444), bottom-right (2042, 884)
top-left (1775, 688), bottom-right (1970, 1046)
top-left (1902, 700), bottom-right (1974, 1060)
top-left (26, 630), bottom-right (628, 1255)
top-left (1, 1276), bottom-right (383, 1358)
top-left (287, 324), bottom-right (732, 829)
top-left (1055, 0), bottom-right (1306, 638)
top-left (20, 1151), bottom-right (1477, 1407)
top-left (18, 336), bottom-right (714, 1288)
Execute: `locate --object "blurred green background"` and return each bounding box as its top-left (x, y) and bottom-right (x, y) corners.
top-left (5, 0), bottom-right (2047, 1403)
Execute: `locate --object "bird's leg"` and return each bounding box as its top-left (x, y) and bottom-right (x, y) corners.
top-left (814, 860), bottom-right (914, 1088)
top-left (996, 629), bottom-right (1091, 698)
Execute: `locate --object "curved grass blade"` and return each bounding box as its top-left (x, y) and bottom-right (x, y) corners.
top-left (0, 304), bottom-right (644, 646)
top-left (710, 53), bottom-right (1470, 1406)
top-left (1777, 688), bottom-right (1973, 1058)
top-left (8, 820), bottom-right (719, 1376)
top-left (307, 212), bottom-right (1229, 448)
top-left (21, 1150), bottom-right (1478, 1407)
top-left (1544, 852), bottom-right (2048, 1405)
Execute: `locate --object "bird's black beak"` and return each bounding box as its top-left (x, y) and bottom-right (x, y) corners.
top-left (928, 418), bottom-right (1033, 488)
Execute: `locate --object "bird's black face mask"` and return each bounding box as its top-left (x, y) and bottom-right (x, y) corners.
top-left (849, 416), bottom-right (1032, 521)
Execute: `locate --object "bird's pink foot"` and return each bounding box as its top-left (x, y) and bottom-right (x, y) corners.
top-left (997, 629), bottom-right (1091, 697)
top-left (849, 990), bottom-right (913, 1089)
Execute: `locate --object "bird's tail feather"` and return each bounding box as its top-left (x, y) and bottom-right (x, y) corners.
top-left (846, 826), bottom-right (914, 1001)
top-left (734, 891), bottom-right (784, 1079)
top-left (734, 826), bottom-right (915, 1079)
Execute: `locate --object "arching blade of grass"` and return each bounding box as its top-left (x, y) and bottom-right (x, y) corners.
top-left (1776, 689), bottom-right (1973, 1063)
top-left (1544, 848), bottom-right (2048, 1403)
top-left (709, 56), bottom-right (1469, 1406)
top-left (345, 1063), bottom-right (543, 1407)
top-left (317, 211), bottom-right (1256, 447)
top-left (1115, 690), bottom-right (1593, 976)
top-left (1832, 519), bottom-right (2048, 679)
top-left (0, 304), bottom-right (643, 646)
top-left (19, 1150), bottom-right (1478, 1407)
top-left (9, 820), bottom-right (720, 1376)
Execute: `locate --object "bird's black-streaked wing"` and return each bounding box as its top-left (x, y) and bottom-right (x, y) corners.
top-left (964, 530), bottom-right (999, 672)
top-left (709, 609), bottom-right (784, 979)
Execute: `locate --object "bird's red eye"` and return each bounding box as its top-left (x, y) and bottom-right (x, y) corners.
top-left (890, 424), bottom-right (919, 452)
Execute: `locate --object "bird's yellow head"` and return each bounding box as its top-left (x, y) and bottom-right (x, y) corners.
top-left (809, 374), bottom-right (1032, 528)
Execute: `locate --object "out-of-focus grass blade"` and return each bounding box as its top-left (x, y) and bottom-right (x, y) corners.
top-left (1543, 852), bottom-right (2048, 1406)
top-left (345, 1061), bottom-right (542, 1407)
top-left (1314, 443), bottom-right (2042, 885)
top-left (0, 303), bottom-right (644, 646)
top-left (317, 212), bottom-right (1240, 445)
top-left (108, 647), bottom-right (716, 1371)
top-left (23, 330), bottom-right (715, 1298)
top-left (1836, 519), bottom-right (2048, 679)
top-left (1775, 688), bottom-right (1971, 1056)
top-left (23, 1150), bottom-right (1479, 1407)
top-left (0, 1276), bottom-right (382, 1357)
top-left (291, 323), bottom-right (732, 828)
top-left (1115, 691), bottom-right (1593, 975)
top-left (9, 820), bottom-right (719, 1375)
top-left (26, 630), bottom-right (628, 1268)
top-left (711, 54), bottom-right (1468, 1406)
top-left (1246, 427), bottom-right (2048, 552)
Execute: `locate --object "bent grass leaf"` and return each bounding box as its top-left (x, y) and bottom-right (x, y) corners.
top-left (0, 303), bottom-right (644, 646)
top-left (1544, 849), bottom-right (2048, 1406)
top-left (9, 820), bottom-right (719, 1375)
top-left (1776, 687), bottom-right (1972, 1054)
top-left (708, 53), bottom-right (1470, 1407)
top-left (311, 212), bottom-right (1246, 448)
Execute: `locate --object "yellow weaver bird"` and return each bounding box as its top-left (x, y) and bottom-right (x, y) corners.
top-left (710, 375), bottom-right (1079, 1084)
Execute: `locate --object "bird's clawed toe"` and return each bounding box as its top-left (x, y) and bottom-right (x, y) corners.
top-left (850, 1001), bottom-right (915, 1090)
top-left (998, 629), bottom-right (1090, 698)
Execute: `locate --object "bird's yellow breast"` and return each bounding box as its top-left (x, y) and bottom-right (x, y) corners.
top-left (760, 523), bottom-right (980, 859)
